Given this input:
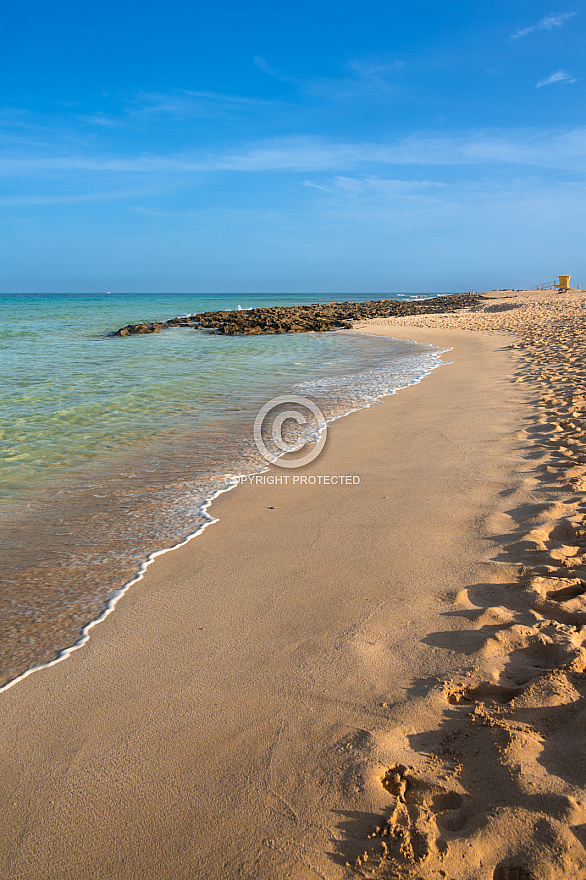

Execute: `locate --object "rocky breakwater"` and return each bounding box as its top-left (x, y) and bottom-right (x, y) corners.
top-left (110, 294), bottom-right (481, 337)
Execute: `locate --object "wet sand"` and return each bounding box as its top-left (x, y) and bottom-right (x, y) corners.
top-left (1, 291), bottom-right (585, 878)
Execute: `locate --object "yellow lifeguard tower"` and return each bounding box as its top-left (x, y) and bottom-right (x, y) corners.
top-left (555, 274), bottom-right (571, 289)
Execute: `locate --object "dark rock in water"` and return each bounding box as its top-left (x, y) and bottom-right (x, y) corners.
top-left (109, 294), bottom-right (482, 338)
top-left (112, 321), bottom-right (165, 336)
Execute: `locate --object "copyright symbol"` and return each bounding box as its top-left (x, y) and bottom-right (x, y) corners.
top-left (253, 395), bottom-right (327, 469)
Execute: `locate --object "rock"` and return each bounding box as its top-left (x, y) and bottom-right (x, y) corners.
top-left (109, 294), bottom-right (482, 338)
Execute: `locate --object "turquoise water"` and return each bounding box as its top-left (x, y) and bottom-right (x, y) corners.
top-left (0, 291), bottom-right (448, 687)
top-left (0, 292), bottom-right (431, 498)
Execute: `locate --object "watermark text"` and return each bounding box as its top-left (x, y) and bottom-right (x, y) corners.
top-left (225, 474), bottom-right (360, 486)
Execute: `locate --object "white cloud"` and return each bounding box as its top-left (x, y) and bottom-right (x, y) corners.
top-left (512, 11), bottom-right (576, 38)
top-left (253, 55), bottom-right (275, 75)
top-left (252, 55), bottom-right (405, 93)
top-left (253, 56), bottom-right (299, 83)
top-left (1, 129), bottom-right (586, 180)
top-left (0, 188), bottom-right (144, 206)
top-left (316, 175), bottom-right (446, 196)
top-left (347, 59), bottom-right (405, 77)
top-left (128, 89), bottom-right (271, 120)
top-left (212, 130), bottom-right (586, 174)
top-left (79, 114), bottom-right (123, 127)
top-left (303, 57), bottom-right (405, 102)
top-left (537, 69), bottom-right (578, 87)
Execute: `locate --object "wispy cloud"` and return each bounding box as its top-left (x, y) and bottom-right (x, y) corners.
top-left (209, 130), bottom-right (586, 174)
top-left (253, 56), bottom-right (299, 83)
top-left (79, 114), bottom-right (123, 128)
top-left (537, 69), bottom-right (578, 87)
top-left (512, 11), bottom-right (576, 39)
top-left (253, 54), bottom-right (405, 101)
top-left (0, 91), bottom-right (277, 147)
top-left (347, 59), bottom-right (405, 76)
top-left (303, 57), bottom-right (405, 102)
top-left (0, 188), bottom-right (145, 207)
top-left (127, 89), bottom-right (272, 121)
top-left (302, 175), bottom-right (447, 204)
top-left (254, 55), bottom-right (277, 76)
top-left (2, 129), bottom-right (586, 179)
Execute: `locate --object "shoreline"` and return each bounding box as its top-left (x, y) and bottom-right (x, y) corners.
top-left (2, 291), bottom-right (586, 877)
top-left (0, 332), bottom-right (447, 695)
top-left (0, 324), bottom-right (440, 689)
top-left (0, 485), bottom-right (231, 696)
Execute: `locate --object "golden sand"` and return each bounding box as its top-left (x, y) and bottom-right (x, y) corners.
top-left (352, 289), bottom-right (586, 878)
top-left (0, 290), bottom-right (585, 879)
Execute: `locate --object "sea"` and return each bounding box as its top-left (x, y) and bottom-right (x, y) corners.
top-left (0, 292), bottom-right (450, 688)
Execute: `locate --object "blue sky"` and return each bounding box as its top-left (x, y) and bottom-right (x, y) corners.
top-left (1, 0), bottom-right (584, 292)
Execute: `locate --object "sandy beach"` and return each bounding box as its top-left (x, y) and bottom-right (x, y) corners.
top-left (2, 289), bottom-right (586, 879)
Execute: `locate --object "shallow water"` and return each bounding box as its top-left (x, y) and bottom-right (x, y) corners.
top-left (0, 292), bottom-right (449, 686)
